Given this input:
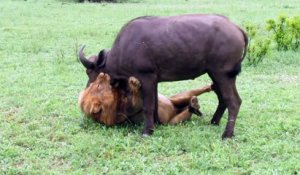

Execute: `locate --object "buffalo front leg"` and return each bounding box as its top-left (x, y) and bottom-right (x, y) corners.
top-left (140, 75), bottom-right (158, 136)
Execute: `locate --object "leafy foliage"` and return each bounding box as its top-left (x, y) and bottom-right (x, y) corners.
top-left (245, 23), bottom-right (271, 66)
top-left (266, 14), bottom-right (300, 51)
top-left (75, 0), bottom-right (115, 2)
top-left (71, 0), bottom-right (141, 2)
top-left (288, 15), bottom-right (300, 50)
top-left (244, 14), bottom-right (300, 66)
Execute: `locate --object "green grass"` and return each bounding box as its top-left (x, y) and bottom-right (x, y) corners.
top-left (1, 0), bottom-right (300, 174)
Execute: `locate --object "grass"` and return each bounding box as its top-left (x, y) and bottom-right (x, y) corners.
top-left (0, 0), bottom-right (300, 174)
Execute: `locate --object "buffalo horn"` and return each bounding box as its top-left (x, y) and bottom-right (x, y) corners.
top-left (79, 45), bottom-right (94, 69)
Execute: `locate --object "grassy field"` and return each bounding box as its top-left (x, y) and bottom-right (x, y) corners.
top-left (0, 0), bottom-right (300, 174)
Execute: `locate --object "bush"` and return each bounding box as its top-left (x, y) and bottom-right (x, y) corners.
top-left (245, 23), bottom-right (271, 66)
top-left (266, 14), bottom-right (300, 51)
top-left (244, 14), bottom-right (300, 66)
top-left (75, 0), bottom-right (140, 2)
top-left (288, 15), bottom-right (300, 50)
top-left (78, 0), bottom-right (116, 2)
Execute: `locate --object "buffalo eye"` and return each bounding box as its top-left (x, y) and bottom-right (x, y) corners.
top-left (86, 69), bottom-right (92, 75)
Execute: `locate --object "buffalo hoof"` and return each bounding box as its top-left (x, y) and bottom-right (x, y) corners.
top-left (142, 128), bottom-right (154, 137)
top-left (142, 133), bottom-right (150, 138)
top-left (222, 131), bottom-right (234, 139)
top-left (211, 119), bottom-right (220, 126)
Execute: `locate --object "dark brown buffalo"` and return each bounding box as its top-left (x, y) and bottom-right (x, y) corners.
top-left (79, 14), bottom-right (248, 139)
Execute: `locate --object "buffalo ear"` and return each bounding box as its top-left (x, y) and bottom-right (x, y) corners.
top-left (110, 78), bottom-right (119, 88)
top-left (112, 81), bottom-right (119, 88)
top-left (97, 49), bottom-right (107, 68)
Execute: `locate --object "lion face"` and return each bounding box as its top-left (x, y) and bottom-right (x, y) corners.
top-left (78, 73), bottom-right (119, 125)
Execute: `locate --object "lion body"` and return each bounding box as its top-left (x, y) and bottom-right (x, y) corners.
top-left (79, 73), bottom-right (211, 126)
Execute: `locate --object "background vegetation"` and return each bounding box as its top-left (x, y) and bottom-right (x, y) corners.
top-left (0, 0), bottom-right (299, 174)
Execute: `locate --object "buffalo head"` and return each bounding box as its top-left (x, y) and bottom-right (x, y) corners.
top-left (78, 45), bottom-right (109, 87)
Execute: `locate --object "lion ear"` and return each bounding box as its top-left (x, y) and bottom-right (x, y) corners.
top-left (97, 49), bottom-right (107, 68)
top-left (89, 103), bottom-right (95, 114)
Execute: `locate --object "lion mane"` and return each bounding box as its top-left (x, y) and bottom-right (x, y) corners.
top-left (78, 73), bottom-right (126, 126)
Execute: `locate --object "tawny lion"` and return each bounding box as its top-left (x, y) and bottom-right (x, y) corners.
top-left (78, 73), bottom-right (212, 126)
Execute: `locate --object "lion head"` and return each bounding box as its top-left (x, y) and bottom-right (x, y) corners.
top-left (78, 73), bottom-right (119, 125)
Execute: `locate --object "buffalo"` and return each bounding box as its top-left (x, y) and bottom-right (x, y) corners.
top-left (79, 14), bottom-right (248, 138)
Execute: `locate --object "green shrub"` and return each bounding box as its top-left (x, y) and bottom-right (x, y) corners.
top-left (67, 0), bottom-right (141, 2)
top-left (288, 15), bottom-right (300, 50)
top-left (245, 23), bottom-right (271, 66)
top-left (266, 14), bottom-right (300, 51)
top-left (77, 0), bottom-right (116, 2)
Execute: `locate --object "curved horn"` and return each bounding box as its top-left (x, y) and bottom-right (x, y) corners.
top-left (78, 45), bottom-right (94, 69)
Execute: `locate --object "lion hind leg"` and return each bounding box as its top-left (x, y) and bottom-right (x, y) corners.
top-left (169, 84), bottom-right (212, 107)
top-left (168, 109), bottom-right (192, 124)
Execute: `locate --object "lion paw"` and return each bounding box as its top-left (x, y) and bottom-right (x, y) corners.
top-left (97, 72), bottom-right (110, 83)
top-left (189, 96), bottom-right (202, 116)
top-left (190, 96), bottom-right (199, 109)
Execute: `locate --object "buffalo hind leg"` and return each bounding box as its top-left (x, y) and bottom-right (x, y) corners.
top-left (139, 74), bottom-right (158, 136)
top-left (209, 72), bottom-right (242, 139)
top-left (210, 83), bottom-right (227, 125)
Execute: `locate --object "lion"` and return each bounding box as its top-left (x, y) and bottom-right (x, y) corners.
top-left (78, 73), bottom-right (212, 126)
